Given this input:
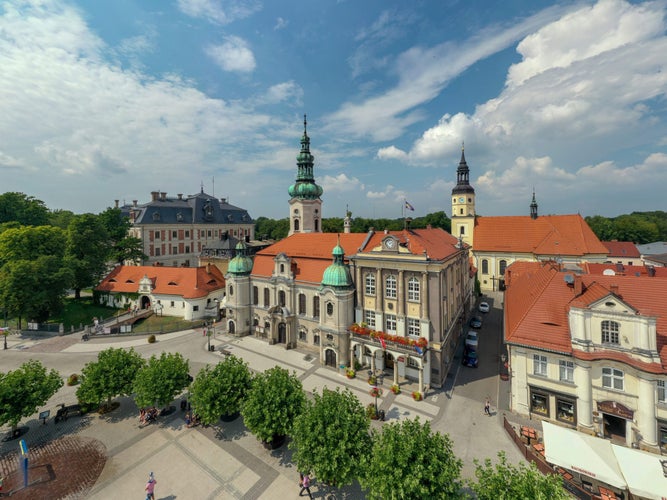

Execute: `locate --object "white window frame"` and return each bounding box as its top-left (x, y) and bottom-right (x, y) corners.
top-left (601, 320), bottom-right (620, 345)
top-left (658, 380), bottom-right (666, 404)
top-left (385, 314), bottom-right (397, 334)
top-left (407, 318), bottom-right (420, 337)
top-left (365, 273), bottom-right (376, 296)
top-left (559, 360), bottom-right (574, 383)
top-left (364, 310), bottom-right (376, 328)
top-left (533, 354), bottom-right (548, 376)
top-left (407, 277), bottom-right (420, 302)
top-left (602, 367), bottom-right (624, 391)
top-left (385, 275), bottom-right (397, 299)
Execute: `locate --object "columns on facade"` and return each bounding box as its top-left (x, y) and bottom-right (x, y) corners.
top-left (355, 265), bottom-right (363, 305)
top-left (576, 362), bottom-right (593, 430)
top-left (418, 363), bottom-right (424, 394)
top-left (421, 271), bottom-right (429, 320)
top-left (393, 359), bottom-right (399, 385)
top-left (375, 268), bottom-right (382, 312)
top-left (637, 375), bottom-right (658, 447)
top-left (397, 270), bottom-right (405, 316)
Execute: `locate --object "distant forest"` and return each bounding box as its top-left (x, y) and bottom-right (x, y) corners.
top-left (256, 211), bottom-right (667, 245)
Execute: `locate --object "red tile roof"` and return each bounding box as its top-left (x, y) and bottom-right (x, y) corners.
top-left (474, 214), bottom-right (608, 256)
top-left (251, 229), bottom-right (461, 283)
top-left (583, 262), bottom-right (667, 278)
top-left (505, 262), bottom-right (667, 372)
top-left (96, 265), bottom-right (225, 299)
top-left (602, 240), bottom-right (641, 259)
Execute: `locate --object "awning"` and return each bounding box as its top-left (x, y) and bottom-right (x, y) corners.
top-left (542, 422), bottom-right (627, 489)
top-left (612, 444), bottom-right (667, 500)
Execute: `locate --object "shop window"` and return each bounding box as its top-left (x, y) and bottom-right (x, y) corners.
top-left (533, 354), bottom-right (548, 377)
top-left (602, 367), bottom-right (624, 391)
top-left (556, 398), bottom-right (576, 424)
top-left (365, 273), bottom-right (376, 296)
top-left (407, 357), bottom-right (419, 369)
top-left (559, 360), bottom-right (574, 383)
top-left (530, 389), bottom-right (549, 416)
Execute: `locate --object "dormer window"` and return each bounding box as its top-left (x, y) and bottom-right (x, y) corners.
top-left (601, 320), bottom-right (620, 344)
top-left (152, 211), bottom-right (160, 221)
top-left (176, 212), bottom-right (183, 222)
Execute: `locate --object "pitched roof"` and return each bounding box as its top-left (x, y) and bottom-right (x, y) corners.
top-left (96, 265), bottom-right (225, 299)
top-left (474, 214), bottom-right (608, 256)
top-left (602, 240), bottom-right (641, 259)
top-left (505, 261), bottom-right (667, 372)
top-left (583, 262), bottom-right (667, 278)
top-left (251, 229), bottom-right (461, 284)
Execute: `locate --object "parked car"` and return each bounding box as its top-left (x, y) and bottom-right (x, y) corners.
top-left (465, 330), bottom-right (478, 350)
top-left (469, 315), bottom-right (483, 328)
top-left (462, 347), bottom-right (478, 367)
top-left (478, 301), bottom-right (490, 313)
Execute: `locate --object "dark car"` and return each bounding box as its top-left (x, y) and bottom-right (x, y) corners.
top-left (469, 315), bottom-right (483, 328)
top-left (462, 347), bottom-right (479, 367)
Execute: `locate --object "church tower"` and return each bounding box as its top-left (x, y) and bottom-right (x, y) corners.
top-left (288, 115), bottom-right (323, 235)
top-left (225, 241), bottom-right (253, 337)
top-left (451, 145), bottom-right (476, 247)
top-left (530, 189), bottom-right (539, 220)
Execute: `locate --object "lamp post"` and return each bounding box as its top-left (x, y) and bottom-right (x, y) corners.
top-left (207, 320), bottom-right (212, 351)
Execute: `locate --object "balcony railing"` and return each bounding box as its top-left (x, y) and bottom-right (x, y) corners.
top-left (348, 324), bottom-right (427, 355)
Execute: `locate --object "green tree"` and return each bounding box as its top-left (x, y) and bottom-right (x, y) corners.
top-left (255, 216), bottom-right (290, 240)
top-left (133, 352), bottom-right (190, 410)
top-left (0, 192), bottom-right (49, 226)
top-left (469, 451), bottom-right (567, 500)
top-left (76, 347), bottom-right (145, 410)
top-left (188, 355), bottom-right (252, 426)
top-left (241, 366), bottom-right (305, 443)
top-left (48, 209), bottom-right (77, 230)
top-left (612, 214), bottom-right (659, 244)
top-left (65, 214), bottom-right (110, 299)
top-left (0, 360), bottom-right (63, 432)
top-left (97, 207), bottom-right (130, 243)
top-left (585, 215), bottom-right (616, 241)
top-left (291, 388), bottom-right (370, 486)
top-left (359, 417), bottom-right (463, 499)
top-left (109, 236), bottom-right (147, 265)
top-left (0, 225), bottom-right (67, 265)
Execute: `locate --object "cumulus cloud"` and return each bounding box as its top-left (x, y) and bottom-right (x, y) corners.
top-left (366, 185), bottom-right (406, 201)
top-left (321, 173), bottom-right (363, 193)
top-left (176, 0), bottom-right (261, 25)
top-left (274, 17), bottom-right (288, 30)
top-left (205, 36), bottom-right (256, 73)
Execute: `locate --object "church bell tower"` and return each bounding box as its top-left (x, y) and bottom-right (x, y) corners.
top-left (451, 145), bottom-right (476, 247)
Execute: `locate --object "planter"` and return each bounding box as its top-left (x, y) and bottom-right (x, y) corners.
top-left (262, 434), bottom-right (286, 450)
top-left (412, 392), bottom-right (423, 401)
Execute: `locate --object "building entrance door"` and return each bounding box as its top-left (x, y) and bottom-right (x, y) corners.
top-left (278, 323), bottom-right (287, 344)
top-left (325, 349), bottom-right (337, 367)
top-left (603, 413), bottom-right (626, 441)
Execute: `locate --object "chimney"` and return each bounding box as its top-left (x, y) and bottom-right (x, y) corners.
top-left (133, 200), bottom-right (138, 207)
top-left (574, 275), bottom-right (583, 296)
top-left (206, 262), bottom-right (211, 274)
top-left (177, 193), bottom-right (183, 200)
top-left (151, 191), bottom-right (159, 201)
top-left (114, 200), bottom-right (119, 208)
top-left (160, 192), bottom-right (167, 201)
top-left (220, 198), bottom-right (227, 204)
top-left (610, 284), bottom-right (619, 296)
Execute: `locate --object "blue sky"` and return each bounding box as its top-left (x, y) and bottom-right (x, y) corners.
top-left (1, 0), bottom-right (666, 221)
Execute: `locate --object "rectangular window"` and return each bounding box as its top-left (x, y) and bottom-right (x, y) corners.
top-left (185, 231), bottom-right (190, 238)
top-left (364, 310), bottom-right (375, 328)
top-left (185, 246), bottom-right (190, 253)
top-left (155, 248), bottom-right (161, 256)
top-left (365, 274), bottom-right (376, 296)
top-left (173, 246), bottom-right (178, 255)
top-left (602, 367), bottom-right (624, 391)
top-left (170, 301), bottom-right (175, 307)
top-left (556, 398), bottom-right (576, 424)
top-left (601, 320), bottom-right (620, 344)
top-left (533, 354), bottom-right (547, 377)
top-left (193, 305), bottom-right (199, 312)
top-left (313, 297), bottom-right (320, 318)
top-left (172, 231), bottom-right (177, 238)
top-left (252, 287), bottom-right (258, 305)
top-left (385, 275), bottom-right (397, 299)
top-left (298, 294), bottom-right (306, 315)
top-left (385, 314), bottom-right (397, 334)
top-left (559, 360), bottom-right (574, 383)
top-left (658, 380), bottom-right (666, 403)
top-left (407, 278), bottom-right (420, 302)
top-left (407, 318), bottom-right (420, 337)
top-left (530, 389), bottom-right (549, 416)
top-left (155, 231), bottom-right (161, 239)
top-left (407, 357), bottom-right (419, 369)
top-left (263, 288), bottom-right (270, 307)
top-left (660, 423), bottom-right (667, 451)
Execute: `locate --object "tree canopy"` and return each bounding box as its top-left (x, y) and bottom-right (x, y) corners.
top-left (0, 360), bottom-right (63, 430)
top-left (133, 352), bottom-right (190, 409)
top-left (188, 355), bottom-right (252, 426)
top-left (585, 211), bottom-right (667, 244)
top-left (0, 192), bottom-right (49, 227)
top-left (359, 417), bottom-right (463, 499)
top-left (65, 214), bottom-right (110, 299)
top-left (241, 366), bottom-right (305, 443)
top-left (76, 347), bottom-right (145, 409)
top-left (468, 451), bottom-right (568, 500)
top-left (290, 388), bottom-right (371, 486)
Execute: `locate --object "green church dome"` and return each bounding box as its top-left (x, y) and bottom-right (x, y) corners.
top-left (288, 115), bottom-right (323, 201)
top-left (321, 239), bottom-right (352, 288)
top-left (228, 241), bottom-right (253, 275)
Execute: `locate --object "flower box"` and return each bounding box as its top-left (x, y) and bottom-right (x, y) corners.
top-left (412, 391), bottom-right (422, 401)
top-left (390, 384), bottom-right (401, 395)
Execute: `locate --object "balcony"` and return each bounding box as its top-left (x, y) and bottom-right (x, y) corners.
top-left (348, 324), bottom-right (427, 356)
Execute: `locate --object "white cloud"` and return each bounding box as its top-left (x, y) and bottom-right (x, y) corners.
top-left (321, 173), bottom-right (363, 193)
top-left (205, 36), bottom-right (256, 73)
top-left (274, 17), bottom-right (288, 30)
top-left (366, 185), bottom-right (406, 201)
top-left (176, 0), bottom-right (261, 25)
top-left (376, 145), bottom-right (407, 162)
top-left (262, 81), bottom-right (303, 105)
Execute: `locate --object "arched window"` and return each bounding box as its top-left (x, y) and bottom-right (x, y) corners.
top-left (365, 273), bottom-right (376, 295)
top-left (385, 275), bottom-right (397, 299)
top-left (481, 259), bottom-right (489, 275)
top-left (228, 285), bottom-right (234, 296)
top-left (228, 321), bottom-right (235, 334)
top-left (313, 296), bottom-right (320, 318)
top-left (298, 293), bottom-right (306, 315)
top-left (280, 264), bottom-right (285, 273)
top-left (499, 260), bottom-right (507, 276)
top-left (294, 219), bottom-right (300, 231)
top-left (326, 302), bottom-right (334, 316)
top-left (314, 219), bottom-right (319, 231)
top-left (263, 288), bottom-right (270, 307)
top-left (601, 320), bottom-right (620, 344)
top-left (407, 277), bottom-right (420, 302)
top-left (253, 286), bottom-right (258, 305)
top-left (278, 290), bottom-right (286, 307)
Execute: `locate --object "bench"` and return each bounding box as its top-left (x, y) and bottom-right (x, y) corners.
top-left (54, 403), bottom-right (83, 423)
top-left (220, 349), bottom-right (232, 357)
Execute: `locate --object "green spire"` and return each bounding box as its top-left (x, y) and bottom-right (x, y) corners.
top-left (321, 236), bottom-right (353, 288)
top-left (288, 114), bottom-right (323, 200)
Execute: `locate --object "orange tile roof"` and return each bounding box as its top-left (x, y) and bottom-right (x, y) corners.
top-left (96, 265), bottom-right (225, 299)
top-left (602, 240), bottom-right (641, 259)
top-left (251, 229), bottom-right (461, 283)
top-left (583, 262), bottom-right (667, 278)
top-left (474, 214), bottom-right (609, 256)
top-left (505, 261), bottom-right (667, 371)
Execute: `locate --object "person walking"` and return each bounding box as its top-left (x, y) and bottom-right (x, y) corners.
top-left (299, 472), bottom-right (313, 499)
top-left (484, 398), bottom-right (491, 416)
top-left (145, 472), bottom-right (157, 500)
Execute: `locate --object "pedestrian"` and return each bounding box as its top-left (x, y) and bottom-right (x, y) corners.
top-left (299, 472), bottom-right (312, 499)
top-left (185, 412), bottom-right (191, 428)
top-left (145, 472), bottom-right (157, 500)
top-left (484, 398), bottom-right (491, 416)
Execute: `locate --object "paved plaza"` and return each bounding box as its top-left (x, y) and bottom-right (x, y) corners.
top-left (0, 294), bottom-right (526, 499)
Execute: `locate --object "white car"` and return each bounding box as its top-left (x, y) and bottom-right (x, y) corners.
top-left (478, 301), bottom-right (490, 313)
top-left (465, 330), bottom-right (478, 349)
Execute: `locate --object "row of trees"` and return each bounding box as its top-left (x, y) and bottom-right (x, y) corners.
top-left (0, 192), bottom-right (146, 327)
top-left (585, 211), bottom-right (667, 244)
top-left (0, 352), bottom-right (567, 498)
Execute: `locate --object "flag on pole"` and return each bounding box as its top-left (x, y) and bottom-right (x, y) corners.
top-left (404, 200), bottom-right (414, 211)
top-left (415, 345), bottom-right (423, 355)
top-left (380, 337), bottom-right (387, 350)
